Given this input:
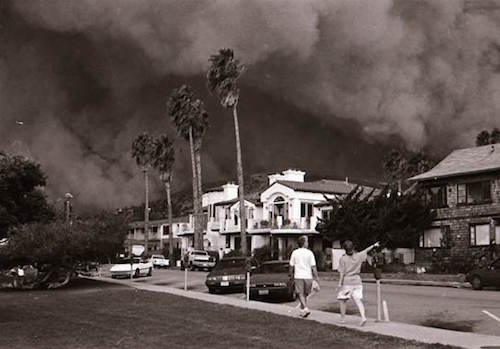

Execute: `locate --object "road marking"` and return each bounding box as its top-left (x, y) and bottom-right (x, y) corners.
top-left (482, 310), bottom-right (500, 322)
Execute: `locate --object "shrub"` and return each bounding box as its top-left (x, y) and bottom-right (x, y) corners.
top-left (224, 249), bottom-right (243, 258)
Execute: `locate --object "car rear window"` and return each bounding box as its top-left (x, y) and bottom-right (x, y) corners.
top-left (216, 259), bottom-right (246, 269)
top-left (193, 252), bottom-right (207, 256)
top-left (254, 263), bottom-right (289, 274)
top-left (152, 255), bottom-right (165, 259)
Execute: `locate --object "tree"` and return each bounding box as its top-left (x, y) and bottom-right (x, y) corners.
top-left (0, 152), bottom-right (55, 238)
top-left (383, 150), bottom-right (434, 192)
top-left (152, 135), bottom-right (176, 266)
top-left (167, 85), bottom-right (209, 250)
top-left (316, 186), bottom-right (435, 250)
top-left (476, 130), bottom-right (491, 146)
top-left (0, 213), bottom-right (129, 289)
top-left (207, 48), bottom-right (248, 255)
top-left (131, 133), bottom-right (155, 256)
top-left (476, 128), bottom-right (500, 146)
top-left (490, 128), bottom-right (500, 144)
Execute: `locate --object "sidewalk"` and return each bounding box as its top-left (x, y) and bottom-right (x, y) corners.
top-left (92, 276), bottom-right (500, 349)
top-left (319, 272), bottom-right (470, 289)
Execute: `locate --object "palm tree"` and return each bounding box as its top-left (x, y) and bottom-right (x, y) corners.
top-left (207, 48), bottom-right (248, 255)
top-left (152, 135), bottom-right (176, 266)
top-left (131, 133), bottom-right (155, 256)
top-left (167, 85), bottom-right (209, 250)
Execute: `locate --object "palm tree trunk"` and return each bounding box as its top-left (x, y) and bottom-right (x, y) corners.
top-left (195, 140), bottom-right (204, 248)
top-left (144, 168), bottom-right (150, 256)
top-left (189, 127), bottom-right (202, 250)
top-left (166, 180), bottom-right (174, 267)
top-left (232, 105), bottom-right (247, 256)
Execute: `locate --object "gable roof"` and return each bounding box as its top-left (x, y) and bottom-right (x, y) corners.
top-left (212, 192), bottom-right (262, 207)
top-left (409, 144), bottom-right (500, 181)
top-left (276, 179), bottom-right (373, 195)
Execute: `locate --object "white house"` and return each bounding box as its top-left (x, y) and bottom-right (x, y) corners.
top-left (128, 168), bottom-right (377, 269)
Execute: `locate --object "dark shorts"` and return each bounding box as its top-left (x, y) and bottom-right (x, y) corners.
top-left (294, 278), bottom-right (313, 297)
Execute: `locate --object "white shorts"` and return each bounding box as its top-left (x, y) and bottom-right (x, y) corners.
top-left (337, 285), bottom-right (363, 301)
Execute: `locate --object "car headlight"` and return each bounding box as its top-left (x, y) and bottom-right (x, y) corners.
top-left (273, 282), bottom-right (287, 287)
top-left (207, 276), bottom-right (218, 281)
top-left (234, 274), bottom-right (246, 280)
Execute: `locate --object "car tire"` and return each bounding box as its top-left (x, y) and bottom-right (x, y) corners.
top-left (471, 275), bottom-right (483, 290)
top-left (111, 275), bottom-right (117, 279)
top-left (147, 267), bottom-right (153, 277)
top-left (208, 287), bottom-right (216, 294)
top-left (134, 269), bottom-right (140, 278)
top-left (190, 263), bottom-right (195, 271)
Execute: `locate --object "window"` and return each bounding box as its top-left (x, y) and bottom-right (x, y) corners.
top-left (321, 209), bottom-right (332, 220)
top-left (496, 225), bottom-right (500, 245)
top-left (427, 186), bottom-right (447, 208)
top-left (225, 235), bottom-right (231, 248)
top-left (163, 226), bottom-right (170, 235)
top-left (419, 227), bottom-right (443, 248)
top-left (470, 224), bottom-right (490, 246)
top-left (300, 202), bottom-right (313, 218)
top-left (152, 226), bottom-right (158, 233)
top-left (457, 181), bottom-right (491, 205)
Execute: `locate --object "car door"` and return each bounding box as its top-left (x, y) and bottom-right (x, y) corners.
top-left (486, 259), bottom-right (500, 286)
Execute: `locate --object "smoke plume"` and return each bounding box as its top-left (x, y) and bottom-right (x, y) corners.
top-left (2, 0), bottom-right (500, 209)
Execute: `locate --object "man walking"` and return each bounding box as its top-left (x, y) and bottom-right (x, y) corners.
top-left (289, 235), bottom-right (320, 318)
top-left (337, 240), bottom-right (379, 326)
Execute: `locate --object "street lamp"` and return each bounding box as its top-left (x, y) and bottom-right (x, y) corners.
top-left (64, 192), bottom-right (74, 224)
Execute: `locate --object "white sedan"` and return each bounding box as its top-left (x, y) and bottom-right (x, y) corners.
top-left (110, 258), bottom-right (153, 278)
top-left (150, 254), bottom-right (170, 268)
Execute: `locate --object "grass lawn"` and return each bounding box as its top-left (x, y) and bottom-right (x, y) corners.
top-left (0, 279), bottom-right (457, 349)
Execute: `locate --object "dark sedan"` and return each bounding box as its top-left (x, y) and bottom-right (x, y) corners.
top-left (205, 257), bottom-right (248, 293)
top-left (466, 258), bottom-right (500, 290)
top-left (249, 260), bottom-right (296, 302)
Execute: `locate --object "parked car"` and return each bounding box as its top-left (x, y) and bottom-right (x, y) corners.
top-left (150, 255), bottom-right (169, 268)
top-left (205, 257), bottom-right (249, 293)
top-left (183, 250), bottom-right (216, 271)
top-left (110, 258), bottom-right (153, 278)
top-left (249, 260), bottom-right (295, 301)
top-left (466, 258), bottom-right (500, 290)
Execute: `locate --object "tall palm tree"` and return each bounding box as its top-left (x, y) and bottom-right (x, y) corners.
top-left (152, 135), bottom-right (176, 266)
top-left (131, 133), bottom-right (155, 256)
top-left (207, 48), bottom-right (248, 255)
top-left (167, 85), bottom-right (209, 250)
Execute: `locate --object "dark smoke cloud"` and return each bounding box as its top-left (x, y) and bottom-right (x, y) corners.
top-left (2, 0), bottom-right (500, 209)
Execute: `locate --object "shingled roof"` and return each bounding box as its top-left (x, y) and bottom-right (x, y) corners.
top-left (409, 144), bottom-right (500, 181)
top-left (276, 179), bottom-right (372, 194)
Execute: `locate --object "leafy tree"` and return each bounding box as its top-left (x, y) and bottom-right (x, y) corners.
top-left (316, 186), bottom-right (435, 250)
top-left (476, 128), bottom-right (500, 146)
top-left (490, 127), bottom-right (500, 144)
top-left (0, 213), bottom-right (128, 289)
top-left (131, 133), bottom-right (155, 256)
top-left (0, 152), bottom-right (55, 238)
top-left (167, 85), bottom-right (209, 250)
top-left (476, 130), bottom-right (491, 146)
top-left (207, 48), bottom-right (248, 255)
top-left (152, 135), bottom-right (176, 266)
top-left (383, 150), bottom-right (434, 191)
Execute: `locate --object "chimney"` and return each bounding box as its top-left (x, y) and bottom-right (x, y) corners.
top-left (345, 177), bottom-right (349, 185)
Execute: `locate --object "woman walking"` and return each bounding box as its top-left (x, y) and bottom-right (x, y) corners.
top-left (337, 240), bottom-right (380, 326)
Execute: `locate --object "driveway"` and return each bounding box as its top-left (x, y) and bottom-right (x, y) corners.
top-left (100, 266), bottom-right (500, 337)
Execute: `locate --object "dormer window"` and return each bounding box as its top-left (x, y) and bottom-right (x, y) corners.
top-left (457, 181), bottom-right (491, 205)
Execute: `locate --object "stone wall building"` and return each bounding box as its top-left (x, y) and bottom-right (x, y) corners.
top-left (409, 144), bottom-right (500, 263)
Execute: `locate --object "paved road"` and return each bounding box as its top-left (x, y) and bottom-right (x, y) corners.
top-left (101, 267), bottom-right (500, 337)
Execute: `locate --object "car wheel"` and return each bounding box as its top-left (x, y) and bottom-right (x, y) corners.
top-left (208, 287), bottom-right (216, 294)
top-left (133, 269), bottom-right (140, 278)
top-left (147, 267), bottom-right (153, 277)
top-left (471, 275), bottom-right (483, 290)
top-left (190, 263), bottom-right (195, 271)
top-left (111, 275), bottom-right (116, 279)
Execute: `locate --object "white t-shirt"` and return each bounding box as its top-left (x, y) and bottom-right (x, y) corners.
top-left (289, 247), bottom-right (316, 279)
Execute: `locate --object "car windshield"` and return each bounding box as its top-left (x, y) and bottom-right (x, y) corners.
top-left (193, 251), bottom-right (207, 256)
top-left (216, 259), bottom-right (246, 269)
top-left (254, 263), bottom-right (289, 274)
top-left (119, 258), bottom-right (141, 264)
top-left (152, 255), bottom-right (165, 259)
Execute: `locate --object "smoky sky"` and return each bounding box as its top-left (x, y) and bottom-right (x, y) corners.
top-left (2, 0), bottom-right (500, 210)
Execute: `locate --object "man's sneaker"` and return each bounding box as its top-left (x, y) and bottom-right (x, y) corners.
top-left (300, 308), bottom-right (311, 318)
top-left (360, 318), bottom-right (367, 327)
